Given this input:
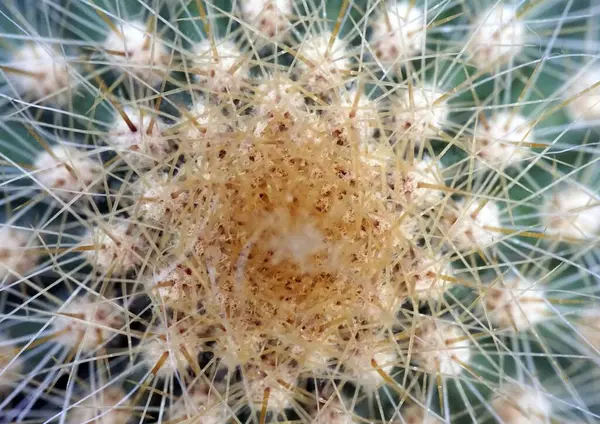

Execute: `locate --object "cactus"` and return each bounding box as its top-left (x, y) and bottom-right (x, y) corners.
top-left (0, 0), bottom-right (599, 423)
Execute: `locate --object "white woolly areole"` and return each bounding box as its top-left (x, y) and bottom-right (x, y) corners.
top-left (252, 80), bottom-right (306, 139)
top-left (344, 335), bottom-right (397, 389)
top-left (255, 79), bottom-right (306, 119)
top-left (565, 64), bottom-right (600, 121)
top-left (370, 2), bottom-right (425, 68)
top-left (149, 263), bottom-right (202, 312)
top-left (7, 44), bottom-right (72, 105)
top-left (389, 157), bottom-right (444, 210)
top-left (240, 0), bottom-right (293, 39)
top-left (466, 5), bottom-right (525, 67)
top-left (82, 222), bottom-right (146, 275)
top-left (67, 387), bottom-right (131, 424)
top-left (0, 229), bottom-right (39, 283)
top-left (244, 360), bottom-right (298, 411)
top-left (358, 142), bottom-right (397, 169)
top-left (142, 321), bottom-right (206, 378)
top-left (401, 251), bottom-right (452, 300)
top-left (103, 20), bottom-right (169, 86)
top-left (133, 173), bottom-right (191, 225)
top-left (312, 399), bottom-right (358, 424)
top-left (491, 383), bottom-right (552, 424)
top-left (108, 106), bottom-right (171, 169)
top-left (325, 89), bottom-right (379, 144)
top-left (482, 277), bottom-right (548, 332)
top-left (192, 39), bottom-right (247, 93)
top-left (363, 280), bottom-right (406, 323)
top-left (169, 383), bottom-right (229, 424)
top-left (53, 296), bottom-right (124, 351)
top-left (217, 332), bottom-right (265, 369)
top-left (180, 101), bottom-right (210, 141)
top-left (290, 336), bottom-right (335, 373)
top-left (34, 145), bottom-right (103, 201)
top-left (179, 100), bottom-right (233, 151)
top-left (390, 84), bottom-right (448, 144)
top-left (472, 112), bottom-right (531, 169)
top-left (541, 186), bottom-right (600, 240)
top-left (446, 200), bottom-right (500, 250)
top-left (134, 173), bottom-right (171, 223)
top-left (0, 334), bottom-right (23, 395)
top-left (295, 31), bottom-right (350, 94)
top-left (412, 319), bottom-right (471, 376)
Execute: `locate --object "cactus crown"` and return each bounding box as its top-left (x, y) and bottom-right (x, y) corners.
top-left (0, 1), bottom-right (599, 423)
